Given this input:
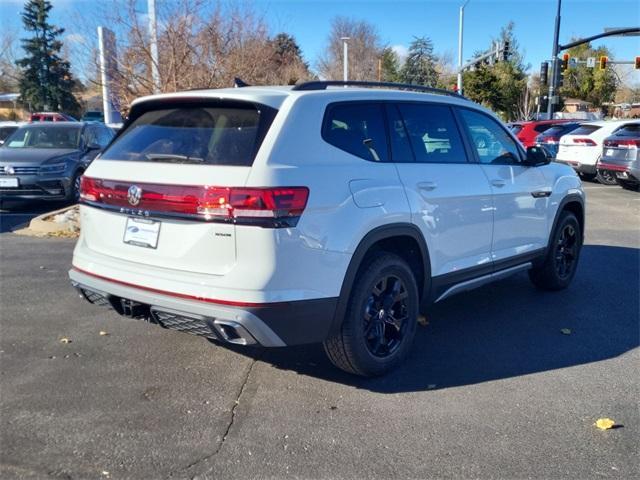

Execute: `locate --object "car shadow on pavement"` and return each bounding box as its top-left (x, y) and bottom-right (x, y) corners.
top-left (0, 200), bottom-right (71, 233)
top-left (231, 244), bottom-right (639, 393)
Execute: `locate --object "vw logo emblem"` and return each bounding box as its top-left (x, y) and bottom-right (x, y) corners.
top-left (4, 165), bottom-right (15, 175)
top-left (127, 185), bottom-right (142, 206)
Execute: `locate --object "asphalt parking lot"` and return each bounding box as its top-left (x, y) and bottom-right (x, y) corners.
top-left (1, 183), bottom-right (638, 480)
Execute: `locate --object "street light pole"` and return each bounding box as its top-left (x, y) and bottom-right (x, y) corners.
top-left (341, 37), bottom-right (350, 82)
top-left (457, 0), bottom-right (470, 95)
top-left (546, 0), bottom-right (562, 119)
top-left (148, 0), bottom-right (161, 94)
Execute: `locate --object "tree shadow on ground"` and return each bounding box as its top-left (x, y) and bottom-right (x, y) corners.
top-left (230, 244), bottom-right (639, 393)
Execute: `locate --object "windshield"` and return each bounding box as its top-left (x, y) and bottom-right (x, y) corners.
top-left (100, 104), bottom-right (276, 166)
top-left (4, 125), bottom-right (81, 149)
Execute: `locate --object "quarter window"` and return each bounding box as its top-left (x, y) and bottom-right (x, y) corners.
top-left (459, 109), bottom-right (521, 165)
top-left (323, 103), bottom-right (388, 162)
top-left (396, 103), bottom-right (467, 164)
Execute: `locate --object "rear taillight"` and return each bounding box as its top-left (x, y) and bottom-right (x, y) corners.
top-left (604, 138), bottom-right (640, 148)
top-left (80, 177), bottom-right (309, 228)
top-left (572, 138), bottom-right (597, 146)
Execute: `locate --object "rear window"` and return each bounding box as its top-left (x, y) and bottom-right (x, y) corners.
top-left (534, 124), bottom-right (556, 133)
top-left (540, 124), bottom-right (580, 137)
top-left (613, 123), bottom-right (640, 136)
top-left (569, 124), bottom-right (601, 136)
top-left (100, 103), bottom-right (276, 166)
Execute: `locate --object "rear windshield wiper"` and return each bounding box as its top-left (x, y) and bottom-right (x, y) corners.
top-left (144, 153), bottom-right (205, 164)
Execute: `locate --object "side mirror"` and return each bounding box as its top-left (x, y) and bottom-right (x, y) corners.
top-left (524, 146), bottom-right (551, 166)
top-left (86, 142), bottom-right (101, 151)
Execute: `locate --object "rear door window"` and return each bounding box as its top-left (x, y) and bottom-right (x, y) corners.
top-left (322, 103), bottom-right (389, 162)
top-left (100, 103), bottom-right (276, 166)
top-left (396, 103), bottom-right (468, 164)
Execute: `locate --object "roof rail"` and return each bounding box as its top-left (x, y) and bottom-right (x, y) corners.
top-left (291, 80), bottom-right (468, 99)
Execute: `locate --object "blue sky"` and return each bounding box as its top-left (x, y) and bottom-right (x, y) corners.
top-left (1, 0), bottom-right (639, 83)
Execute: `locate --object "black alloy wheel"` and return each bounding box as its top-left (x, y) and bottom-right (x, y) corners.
top-left (363, 275), bottom-right (409, 358)
top-left (555, 223), bottom-right (578, 279)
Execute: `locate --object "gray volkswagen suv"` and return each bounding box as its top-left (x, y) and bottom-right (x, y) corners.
top-left (0, 122), bottom-right (114, 203)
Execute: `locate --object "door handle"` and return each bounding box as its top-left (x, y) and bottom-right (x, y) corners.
top-left (418, 181), bottom-right (438, 191)
top-left (531, 190), bottom-right (552, 198)
top-left (491, 179), bottom-right (506, 188)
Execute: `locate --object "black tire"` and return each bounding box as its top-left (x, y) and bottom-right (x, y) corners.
top-left (67, 170), bottom-right (83, 202)
top-left (596, 169), bottom-right (618, 186)
top-left (617, 179), bottom-right (640, 192)
top-left (529, 211), bottom-right (582, 291)
top-left (579, 172), bottom-right (597, 182)
top-left (323, 253), bottom-right (419, 377)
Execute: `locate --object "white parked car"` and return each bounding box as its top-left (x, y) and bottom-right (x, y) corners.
top-left (69, 81), bottom-right (585, 376)
top-left (0, 121), bottom-right (25, 146)
top-left (555, 120), bottom-right (630, 185)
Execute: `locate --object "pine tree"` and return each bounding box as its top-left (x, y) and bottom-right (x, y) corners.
top-left (380, 47), bottom-right (400, 82)
top-left (16, 0), bottom-right (80, 115)
top-left (399, 37), bottom-right (439, 87)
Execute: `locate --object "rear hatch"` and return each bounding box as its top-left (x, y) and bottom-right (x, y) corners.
top-left (602, 123), bottom-right (640, 165)
top-left (556, 124), bottom-right (601, 161)
top-left (79, 98), bottom-right (278, 276)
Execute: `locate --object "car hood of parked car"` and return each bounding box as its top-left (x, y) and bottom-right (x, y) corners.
top-left (0, 148), bottom-right (79, 164)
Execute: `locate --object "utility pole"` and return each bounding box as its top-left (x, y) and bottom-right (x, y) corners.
top-left (341, 37), bottom-right (350, 82)
top-left (148, 0), bottom-right (161, 93)
top-left (457, 0), bottom-right (470, 95)
top-left (546, 0), bottom-right (562, 119)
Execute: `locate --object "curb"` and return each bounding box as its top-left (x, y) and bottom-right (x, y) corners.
top-left (27, 205), bottom-right (79, 234)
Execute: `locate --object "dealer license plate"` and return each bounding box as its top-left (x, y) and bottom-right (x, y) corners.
top-left (123, 217), bottom-right (160, 249)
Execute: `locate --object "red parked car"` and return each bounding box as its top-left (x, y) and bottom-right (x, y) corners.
top-left (508, 119), bottom-right (574, 148)
top-left (29, 112), bottom-right (77, 122)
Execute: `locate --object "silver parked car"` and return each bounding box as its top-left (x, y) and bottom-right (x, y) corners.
top-left (596, 122), bottom-right (640, 191)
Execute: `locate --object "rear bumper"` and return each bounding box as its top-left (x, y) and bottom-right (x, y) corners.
top-left (69, 267), bottom-right (338, 347)
top-left (597, 161), bottom-right (640, 182)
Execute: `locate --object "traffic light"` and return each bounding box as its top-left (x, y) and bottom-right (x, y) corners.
top-left (635, 56), bottom-right (640, 70)
top-left (599, 56), bottom-right (608, 70)
top-left (540, 62), bottom-right (549, 85)
top-left (561, 54), bottom-right (570, 71)
top-left (502, 41), bottom-right (510, 61)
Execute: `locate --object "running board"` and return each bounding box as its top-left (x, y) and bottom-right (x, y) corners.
top-left (435, 263), bottom-right (532, 303)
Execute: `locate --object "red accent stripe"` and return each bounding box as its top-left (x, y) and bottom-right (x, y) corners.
top-left (72, 266), bottom-right (286, 308)
top-left (597, 163), bottom-right (628, 172)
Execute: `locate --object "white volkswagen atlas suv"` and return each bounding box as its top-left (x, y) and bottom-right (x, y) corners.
top-left (69, 81), bottom-right (585, 376)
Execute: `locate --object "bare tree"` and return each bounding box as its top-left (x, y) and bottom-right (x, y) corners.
top-left (70, 0), bottom-right (312, 113)
top-left (317, 17), bottom-right (384, 81)
top-left (0, 27), bottom-right (21, 92)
